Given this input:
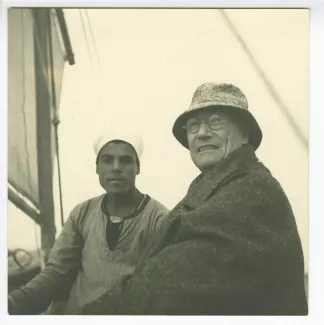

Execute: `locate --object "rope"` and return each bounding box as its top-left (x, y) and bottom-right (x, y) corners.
top-left (79, 9), bottom-right (107, 125)
top-left (220, 9), bottom-right (308, 150)
top-left (48, 10), bottom-right (65, 227)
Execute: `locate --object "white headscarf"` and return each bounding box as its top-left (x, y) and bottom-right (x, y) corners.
top-left (93, 130), bottom-right (143, 164)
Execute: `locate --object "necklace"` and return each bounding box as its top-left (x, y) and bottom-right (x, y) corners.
top-left (108, 193), bottom-right (146, 223)
top-left (106, 194), bottom-right (147, 249)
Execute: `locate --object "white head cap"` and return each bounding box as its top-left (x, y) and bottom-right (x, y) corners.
top-left (93, 130), bottom-right (143, 164)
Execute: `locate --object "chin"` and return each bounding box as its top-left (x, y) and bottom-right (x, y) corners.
top-left (105, 187), bottom-right (128, 195)
top-left (195, 157), bottom-right (222, 172)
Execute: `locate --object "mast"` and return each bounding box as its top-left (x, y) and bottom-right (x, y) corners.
top-left (8, 8), bottom-right (75, 261)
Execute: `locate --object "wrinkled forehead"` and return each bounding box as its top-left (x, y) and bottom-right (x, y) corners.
top-left (185, 107), bottom-right (247, 133)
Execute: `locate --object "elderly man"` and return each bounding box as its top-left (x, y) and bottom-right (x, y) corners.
top-left (82, 83), bottom-right (308, 315)
top-left (8, 131), bottom-right (169, 314)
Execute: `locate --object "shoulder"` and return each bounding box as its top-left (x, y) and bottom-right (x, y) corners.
top-left (202, 161), bottom-right (294, 226)
top-left (244, 162), bottom-right (290, 203)
top-left (139, 196), bottom-right (170, 232)
top-left (69, 194), bottom-right (105, 225)
top-left (211, 162), bottom-right (295, 228)
top-left (218, 161), bottom-right (287, 200)
top-left (145, 196), bottom-right (170, 216)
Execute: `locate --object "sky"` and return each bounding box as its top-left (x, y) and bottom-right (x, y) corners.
top-left (8, 8), bottom-right (309, 272)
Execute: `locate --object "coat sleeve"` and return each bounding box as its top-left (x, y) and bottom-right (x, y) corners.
top-left (83, 175), bottom-right (306, 315)
top-left (8, 207), bottom-right (84, 315)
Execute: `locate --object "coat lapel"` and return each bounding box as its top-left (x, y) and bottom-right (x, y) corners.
top-left (134, 145), bottom-right (259, 268)
top-left (182, 145), bottom-right (258, 210)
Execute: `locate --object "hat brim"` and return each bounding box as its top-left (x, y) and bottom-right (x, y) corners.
top-left (172, 105), bottom-right (262, 150)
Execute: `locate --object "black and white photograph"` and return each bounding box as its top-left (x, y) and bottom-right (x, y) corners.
top-left (3, 4), bottom-right (317, 319)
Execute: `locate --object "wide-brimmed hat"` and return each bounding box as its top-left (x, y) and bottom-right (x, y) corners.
top-left (172, 83), bottom-right (262, 150)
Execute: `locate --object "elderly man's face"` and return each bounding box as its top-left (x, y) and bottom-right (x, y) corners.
top-left (186, 110), bottom-right (248, 172)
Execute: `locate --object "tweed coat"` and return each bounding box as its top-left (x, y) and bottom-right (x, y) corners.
top-left (81, 144), bottom-right (308, 315)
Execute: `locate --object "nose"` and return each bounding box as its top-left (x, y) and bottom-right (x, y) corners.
top-left (112, 159), bottom-right (122, 172)
top-left (196, 120), bottom-right (212, 138)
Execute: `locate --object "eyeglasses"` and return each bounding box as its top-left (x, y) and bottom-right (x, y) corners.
top-left (182, 114), bottom-right (224, 134)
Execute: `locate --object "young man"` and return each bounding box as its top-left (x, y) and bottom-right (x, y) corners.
top-left (8, 131), bottom-right (169, 314)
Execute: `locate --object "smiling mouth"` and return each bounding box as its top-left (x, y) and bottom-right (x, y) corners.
top-left (197, 145), bottom-right (219, 152)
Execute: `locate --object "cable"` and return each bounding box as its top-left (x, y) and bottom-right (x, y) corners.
top-left (84, 9), bottom-right (103, 72)
top-left (220, 9), bottom-right (308, 150)
top-left (84, 9), bottom-right (112, 126)
top-left (79, 9), bottom-right (107, 124)
top-left (53, 121), bottom-right (65, 227)
top-left (48, 10), bottom-right (65, 228)
top-left (83, 9), bottom-right (108, 124)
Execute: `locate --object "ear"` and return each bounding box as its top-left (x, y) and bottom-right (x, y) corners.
top-left (96, 163), bottom-right (99, 175)
top-left (238, 123), bottom-right (249, 144)
top-left (136, 164), bottom-right (140, 175)
top-left (242, 130), bottom-right (249, 144)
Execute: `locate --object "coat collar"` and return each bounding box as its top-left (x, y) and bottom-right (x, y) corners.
top-left (182, 144), bottom-right (259, 210)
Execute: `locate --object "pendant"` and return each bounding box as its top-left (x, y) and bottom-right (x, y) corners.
top-left (110, 216), bottom-right (123, 223)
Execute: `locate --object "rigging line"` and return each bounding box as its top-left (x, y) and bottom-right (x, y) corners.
top-left (78, 9), bottom-right (107, 124)
top-left (84, 9), bottom-right (109, 110)
top-left (219, 9), bottom-right (308, 150)
top-left (20, 10), bottom-right (42, 260)
top-left (48, 10), bottom-right (65, 227)
top-left (84, 9), bottom-right (103, 71)
top-left (84, 9), bottom-right (109, 125)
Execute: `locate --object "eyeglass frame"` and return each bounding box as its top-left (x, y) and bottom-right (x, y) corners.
top-left (182, 113), bottom-right (228, 134)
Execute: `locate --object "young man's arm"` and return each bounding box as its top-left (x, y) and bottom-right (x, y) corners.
top-left (8, 207), bottom-right (84, 315)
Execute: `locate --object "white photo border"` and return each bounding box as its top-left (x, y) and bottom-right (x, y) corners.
top-left (1, 1), bottom-right (323, 324)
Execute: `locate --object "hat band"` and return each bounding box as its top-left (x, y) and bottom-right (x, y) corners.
top-left (189, 100), bottom-right (247, 111)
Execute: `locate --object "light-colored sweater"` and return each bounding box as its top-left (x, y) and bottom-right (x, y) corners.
top-left (9, 194), bottom-right (169, 314)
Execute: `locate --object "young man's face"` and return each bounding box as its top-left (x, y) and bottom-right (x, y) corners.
top-left (96, 141), bottom-right (139, 195)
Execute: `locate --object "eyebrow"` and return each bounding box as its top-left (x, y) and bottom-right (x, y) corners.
top-left (186, 117), bottom-right (199, 123)
top-left (187, 114), bottom-right (223, 122)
